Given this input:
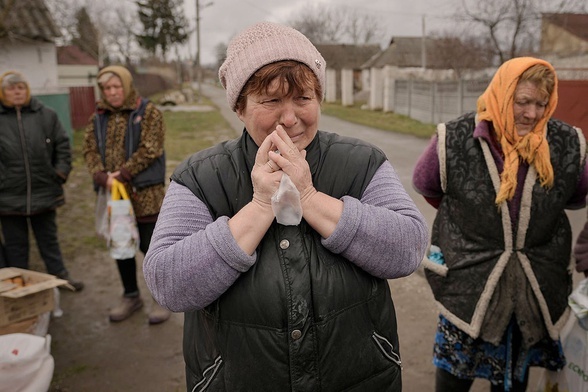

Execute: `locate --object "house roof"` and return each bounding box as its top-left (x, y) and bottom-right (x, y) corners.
top-left (363, 37), bottom-right (454, 69)
top-left (0, 0), bottom-right (60, 42)
top-left (543, 13), bottom-right (588, 42)
top-left (57, 45), bottom-right (99, 66)
top-left (314, 44), bottom-right (381, 70)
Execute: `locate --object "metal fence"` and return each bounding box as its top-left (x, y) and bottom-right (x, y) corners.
top-left (392, 79), bottom-right (489, 125)
top-left (390, 77), bottom-right (588, 133)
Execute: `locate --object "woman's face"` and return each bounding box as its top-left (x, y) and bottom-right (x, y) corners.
top-left (513, 80), bottom-right (548, 136)
top-left (236, 77), bottom-right (321, 150)
top-left (101, 75), bottom-right (125, 108)
top-left (3, 82), bottom-right (28, 107)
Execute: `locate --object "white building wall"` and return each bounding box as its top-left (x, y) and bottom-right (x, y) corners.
top-left (0, 40), bottom-right (61, 94)
top-left (341, 69), bottom-right (354, 106)
top-left (57, 65), bottom-right (98, 87)
top-left (58, 64), bottom-right (100, 99)
top-left (369, 67), bottom-right (384, 110)
top-left (325, 68), bottom-right (337, 103)
top-left (383, 76), bottom-right (395, 113)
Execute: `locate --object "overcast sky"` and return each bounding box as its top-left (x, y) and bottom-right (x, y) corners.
top-left (181, 0), bottom-right (459, 65)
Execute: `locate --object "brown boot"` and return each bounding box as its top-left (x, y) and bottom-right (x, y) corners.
top-left (109, 296), bottom-right (143, 322)
top-left (148, 300), bottom-right (171, 325)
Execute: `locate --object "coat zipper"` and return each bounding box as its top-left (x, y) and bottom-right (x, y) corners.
top-left (16, 108), bottom-right (32, 215)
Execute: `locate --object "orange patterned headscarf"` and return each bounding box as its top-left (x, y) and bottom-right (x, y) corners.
top-left (477, 57), bottom-right (558, 205)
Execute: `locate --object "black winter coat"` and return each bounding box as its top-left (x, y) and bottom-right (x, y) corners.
top-left (0, 98), bottom-right (71, 215)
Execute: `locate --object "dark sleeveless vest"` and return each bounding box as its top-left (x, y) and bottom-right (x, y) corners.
top-left (425, 112), bottom-right (585, 339)
top-left (172, 130), bottom-right (402, 392)
top-left (94, 98), bottom-right (166, 190)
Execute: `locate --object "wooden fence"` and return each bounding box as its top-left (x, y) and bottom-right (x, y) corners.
top-left (68, 86), bottom-right (96, 130)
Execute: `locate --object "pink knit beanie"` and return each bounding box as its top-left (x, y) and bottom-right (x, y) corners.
top-left (218, 21), bottom-right (326, 111)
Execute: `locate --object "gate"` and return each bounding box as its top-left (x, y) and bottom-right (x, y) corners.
top-left (68, 86), bottom-right (96, 130)
top-left (553, 80), bottom-right (588, 138)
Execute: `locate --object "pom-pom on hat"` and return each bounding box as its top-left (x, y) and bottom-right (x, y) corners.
top-left (219, 21), bottom-right (326, 111)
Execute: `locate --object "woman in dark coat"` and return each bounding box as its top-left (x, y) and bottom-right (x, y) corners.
top-left (0, 70), bottom-right (83, 290)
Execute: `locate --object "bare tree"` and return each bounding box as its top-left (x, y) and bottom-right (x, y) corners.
top-left (214, 42), bottom-right (227, 69)
top-left (456, 0), bottom-right (588, 63)
top-left (101, 6), bottom-right (144, 66)
top-left (428, 30), bottom-right (496, 77)
top-left (46, 0), bottom-right (145, 66)
top-left (288, 4), bottom-right (383, 45)
top-left (72, 7), bottom-right (100, 60)
top-left (45, 0), bottom-right (78, 44)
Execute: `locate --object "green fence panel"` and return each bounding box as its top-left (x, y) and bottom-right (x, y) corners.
top-left (34, 92), bottom-right (73, 142)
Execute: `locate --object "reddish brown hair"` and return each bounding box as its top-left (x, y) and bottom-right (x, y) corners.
top-left (235, 60), bottom-right (322, 112)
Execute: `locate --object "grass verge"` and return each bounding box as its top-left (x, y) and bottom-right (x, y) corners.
top-left (322, 101), bottom-right (436, 138)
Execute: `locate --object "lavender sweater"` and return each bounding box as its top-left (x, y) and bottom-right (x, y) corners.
top-left (144, 160), bottom-right (428, 312)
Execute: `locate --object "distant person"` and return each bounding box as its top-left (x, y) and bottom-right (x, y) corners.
top-left (412, 57), bottom-right (588, 391)
top-left (82, 65), bottom-right (170, 324)
top-left (144, 21), bottom-right (428, 391)
top-left (0, 71), bottom-right (83, 290)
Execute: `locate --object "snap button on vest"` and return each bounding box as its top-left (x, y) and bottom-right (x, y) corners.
top-left (279, 239), bottom-right (290, 249)
top-left (291, 329), bottom-right (302, 340)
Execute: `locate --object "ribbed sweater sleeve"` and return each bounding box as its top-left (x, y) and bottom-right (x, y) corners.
top-left (144, 161), bottom-right (429, 311)
top-left (143, 181), bottom-right (256, 312)
top-left (322, 161), bottom-right (428, 278)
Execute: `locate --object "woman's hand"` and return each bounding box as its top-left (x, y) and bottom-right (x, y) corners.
top-left (251, 132), bottom-right (284, 208)
top-left (267, 126), bottom-right (317, 202)
top-left (106, 171), bottom-right (120, 190)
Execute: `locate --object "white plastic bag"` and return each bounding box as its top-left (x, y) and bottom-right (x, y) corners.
top-left (108, 180), bottom-right (139, 259)
top-left (0, 333), bottom-right (54, 392)
top-left (95, 187), bottom-right (109, 240)
top-left (538, 278), bottom-right (588, 392)
top-left (271, 173), bottom-right (302, 226)
top-left (536, 368), bottom-right (570, 392)
top-left (563, 278), bottom-right (588, 392)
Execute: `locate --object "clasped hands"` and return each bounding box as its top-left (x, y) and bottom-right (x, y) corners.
top-left (251, 125), bottom-right (316, 209)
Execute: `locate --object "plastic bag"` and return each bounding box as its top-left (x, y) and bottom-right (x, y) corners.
top-left (0, 333), bottom-right (54, 392)
top-left (536, 368), bottom-right (570, 392)
top-left (95, 187), bottom-right (109, 240)
top-left (271, 173), bottom-right (302, 226)
top-left (563, 278), bottom-right (588, 392)
top-left (536, 278), bottom-right (588, 392)
top-left (108, 180), bottom-right (139, 259)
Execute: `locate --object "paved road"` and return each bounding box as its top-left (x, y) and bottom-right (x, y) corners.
top-left (201, 82), bottom-right (587, 391)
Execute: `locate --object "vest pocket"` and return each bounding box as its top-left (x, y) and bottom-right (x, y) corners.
top-left (192, 355), bottom-right (223, 392)
top-left (372, 332), bottom-right (402, 368)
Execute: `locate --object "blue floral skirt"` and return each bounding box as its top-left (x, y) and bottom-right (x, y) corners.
top-left (433, 315), bottom-right (565, 389)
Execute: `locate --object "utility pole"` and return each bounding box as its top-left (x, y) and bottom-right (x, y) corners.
top-left (196, 0), bottom-right (202, 101)
top-left (195, 0), bottom-right (213, 102)
top-left (421, 14), bottom-right (426, 69)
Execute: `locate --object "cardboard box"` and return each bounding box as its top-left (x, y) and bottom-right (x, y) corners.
top-left (0, 313), bottom-right (50, 336)
top-left (0, 268), bottom-right (69, 327)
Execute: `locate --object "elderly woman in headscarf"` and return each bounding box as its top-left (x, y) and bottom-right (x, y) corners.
top-left (82, 65), bottom-right (170, 325)
top-left (413, 57), bottom-right (588, 391)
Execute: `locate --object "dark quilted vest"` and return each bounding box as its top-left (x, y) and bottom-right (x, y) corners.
top-left (172, 130), bottom-right (402, 392)
top-left (426, 112), bottom-right (582, 328)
